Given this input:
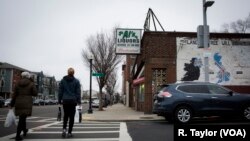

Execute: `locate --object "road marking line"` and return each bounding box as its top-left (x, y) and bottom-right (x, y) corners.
top-left (0, 121), bottom-right (132, 141)
top-left (47, 127), bottom-right (119, 129)
top-left (15, 139), bottom-right (119, 141)
top-left (30, 131), bottom-right (120, 133)
top-left (0, 116), bottom-right (57, 122)
top-left (31, 121), bottom-right (61, 130)
top-left (119, 122), bottom-right (132, 141)
top-left (36, 118), bottom-right (57, 122)
top-left (57, 123), bottom-right (120, 126)
top-left (0, 121), bottom-right (61, 140)
top-left (27, 117), bottom-right (40, 119)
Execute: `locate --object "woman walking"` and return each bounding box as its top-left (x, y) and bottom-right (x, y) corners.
top-left (10, 72), bottom-right (38, 141)
top-left (58, 67), bottom-right (81, 138)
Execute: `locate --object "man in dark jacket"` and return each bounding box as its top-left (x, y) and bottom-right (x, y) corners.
top-left (58, 67), bottom-right (81, 138)
top-left (11, 72), bottom-right (38, 141)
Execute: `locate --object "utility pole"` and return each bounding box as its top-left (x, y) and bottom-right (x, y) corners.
top-left (88, 55), bottom-right (93, 114)
top-left (202, 0), bottom-right (214, 82)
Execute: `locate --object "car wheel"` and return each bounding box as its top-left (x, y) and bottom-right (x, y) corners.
top-left (243, 106), bottom-right (250, 121)
top-left (174, 106), bottom-right (192, 123)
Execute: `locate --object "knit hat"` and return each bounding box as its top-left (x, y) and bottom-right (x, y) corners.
top-left (21, 72), bottom-right (30, 79)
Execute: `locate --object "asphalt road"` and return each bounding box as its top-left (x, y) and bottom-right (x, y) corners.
top-left (127, 121), bottom-right (173, 141)
top-left (1, 105), bottom-right (250, 141)
top-left (0, 105), bottom-right (60, 137)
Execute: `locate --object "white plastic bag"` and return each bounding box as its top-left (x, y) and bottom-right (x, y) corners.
top-left (4, 109), bottom-right (17, 127)
top-left (74, 106), bottom-right (79, 123)
top-left (74, 105), bottom-right (82, 123)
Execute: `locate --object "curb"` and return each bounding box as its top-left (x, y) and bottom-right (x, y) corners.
top-left (82, 115), bottom-right (165, 122)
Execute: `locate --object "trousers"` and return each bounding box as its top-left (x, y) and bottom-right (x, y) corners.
top-left (16, 114), bottom-right (27, 137)
top-left (63, 104), bottom-right (76, 133)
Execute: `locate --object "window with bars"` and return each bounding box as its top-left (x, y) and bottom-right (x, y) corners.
top-left (152, 68), bottom-right (167, 94)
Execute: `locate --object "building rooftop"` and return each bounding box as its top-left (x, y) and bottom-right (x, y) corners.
top-left (0, 62), bottom-right (29, 71)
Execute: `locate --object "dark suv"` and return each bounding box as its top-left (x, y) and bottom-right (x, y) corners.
top-left (153, 82), bottom-right (250, 123)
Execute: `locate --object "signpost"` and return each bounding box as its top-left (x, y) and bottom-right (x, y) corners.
top-left (92, 73), bottom-right (104, 77)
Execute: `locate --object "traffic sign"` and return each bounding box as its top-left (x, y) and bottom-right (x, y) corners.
top-left (92, 73), bottom-right (104, 77)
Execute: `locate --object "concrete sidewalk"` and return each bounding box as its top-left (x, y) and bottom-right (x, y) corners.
top-left (82, 103), bottom-right (165, 121)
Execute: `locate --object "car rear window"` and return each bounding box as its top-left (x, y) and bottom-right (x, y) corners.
top-left (177, 85), bottom-right (210, 93)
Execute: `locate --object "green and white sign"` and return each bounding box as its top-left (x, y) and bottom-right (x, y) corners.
top-left (92, 73), bottom-right (104, 77)
top-left (116, 28), bottom-right (141, 54)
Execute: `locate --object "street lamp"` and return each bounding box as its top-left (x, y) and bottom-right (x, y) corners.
top-left (88, 54), bottom-right (93, 114)
top-left (203, 0), bottom-right (214, 82)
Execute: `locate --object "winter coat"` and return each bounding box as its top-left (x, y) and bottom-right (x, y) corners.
top-left (11, 78), bottom-right (38, 116)
top-left (58, 75), bottom-right (81, 105)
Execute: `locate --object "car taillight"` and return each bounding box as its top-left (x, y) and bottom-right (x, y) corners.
top-left (159, 91), bottom-right (172, 97)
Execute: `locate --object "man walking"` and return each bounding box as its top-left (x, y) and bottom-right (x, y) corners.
top-left (58, 67), bottom-right (81, 138)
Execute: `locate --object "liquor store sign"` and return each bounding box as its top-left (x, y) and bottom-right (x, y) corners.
top-left (116, 28), bottom-right (141, 54)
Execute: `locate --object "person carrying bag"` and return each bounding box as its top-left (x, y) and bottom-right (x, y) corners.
top-left (10, 72), bottom-right (38, 141)
top-left (58, 68), bottom-right (81, 138)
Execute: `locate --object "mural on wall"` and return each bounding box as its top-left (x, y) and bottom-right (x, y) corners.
top-left (176, 38), bottom-right (250, 85)
top-left (214, 53), bottom-right (230, 83)
top-left (181, 58), bottom-right (202, 81)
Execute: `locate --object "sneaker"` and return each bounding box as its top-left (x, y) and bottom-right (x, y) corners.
top-left (62, 129), bottom-right (66, 138)
top-left (15, 136), bottom-right (23, 141)
top-left (67, 133), bottom-right (73, 138)
top-left (23, 129), bottom-right (28, 136)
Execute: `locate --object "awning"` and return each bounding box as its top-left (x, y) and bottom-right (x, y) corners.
top-left (133, 77), bottom-right (145, 85)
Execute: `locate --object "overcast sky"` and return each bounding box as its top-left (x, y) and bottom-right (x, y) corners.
top-left (0, 0), bottom-right (249, 92)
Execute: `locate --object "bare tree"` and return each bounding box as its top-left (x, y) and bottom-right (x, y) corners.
top-left (105, 70), bottom-right (118, 106)
top-left (221, 23), bottom-right (230, 33)
top-left (221, 13), bottom-right (250, 33)
top-left (82, 28), bottom-right (123, 111)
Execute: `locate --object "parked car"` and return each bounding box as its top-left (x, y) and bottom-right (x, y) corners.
top-left (153, 81), bottom-right (250, 123)
top-left (92, 99), bottom-right (100, 108)
top-left (33, 99), bottom-right (45, 106)
top-left (44, 99), bottom-right (56, 105)
top-left (4, 98), bottom-right (11, 107)
top-left (52, 99), bottom-right (58, 105)
top-left (81, 99), bottom-right (88, 104)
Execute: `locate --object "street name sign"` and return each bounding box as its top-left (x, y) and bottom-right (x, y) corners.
top-left (92, 73), bottom-right (104, 77)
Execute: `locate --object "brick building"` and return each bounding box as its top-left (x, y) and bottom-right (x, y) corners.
top-left (123, 31), bottom-right (250, 114)
top-left (0, 62), bottom-right (28, 99)
top-left (0, 62), bottom-right (59, 100)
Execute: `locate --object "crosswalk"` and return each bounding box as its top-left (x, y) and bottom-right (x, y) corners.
top-left (0, 118), bottom-right (132, 141)
top-left (0, 115), bottom-right (57, 123)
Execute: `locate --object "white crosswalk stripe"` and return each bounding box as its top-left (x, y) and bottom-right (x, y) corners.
top-left (0, 121), bottom-right (132, 141)
top-left (0, 116), bottom-right (56, 122)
